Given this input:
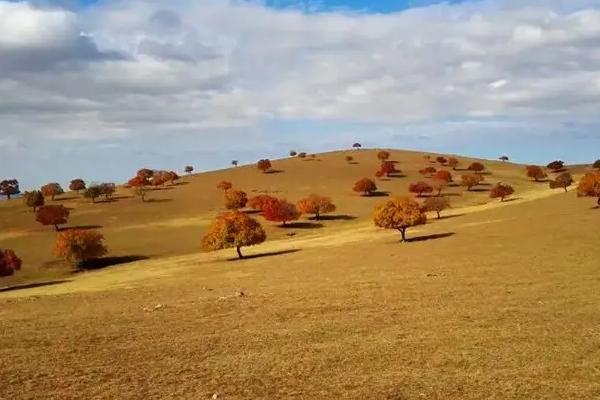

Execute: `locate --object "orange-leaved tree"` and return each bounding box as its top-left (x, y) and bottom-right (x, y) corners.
top-left (423, 196), bottom-right (450, 219)
top-left (248, 194), bottom-right (278, 211)
top-left (526, 165), bottom-right (547, 182)
top-left (297, 195), bottom-right (336, 220)
top-left (447, 157), bottom-right (459, 170)
top-left (36, 205), bottom-right (70, 231)
top-left (373, 196), bottom-right (427, 242)
top-left (377, 151), bottom-right (390, 161)
top-left (409, 181), bottom-right (433, 197)
top-left (128, 176), bottom-right (150, 202)
top-left (224, 189), bottom-right (248, 210)
top-left (490, 183), bottom-right (515, 202)
top-left (262, 199), bottom-right (301, 226)
top-left (216, 181), bottom-right (233, 191)
top-left (0, 248), bottom-right (22, 277)
top-left (69, 179), bottom-right (86, 193)
top-left (257, 159), bottom-right (272, 173)
top-left (54, 229), bottom-right (107, 267)
top-left (468, 162), bottom-right (485, 173)
top-left (461, 173), bottom-right (484, 191)
top-left (41, 182), bottom-right (64, 200)
top-left (419, 166), bottom-right (437, 177)
top-left (434, 170), bottom-right (452, 182)
top-left (201, 211), bottom-right (266, 259)
top-left (436, 156), bottom-right (448, 165)
top-left (577, 171), bottom-right (600, 207)
top-left (431, 178), bottom-right (448, 196)
top-left (353, 178), bottom-right (377, 196)
top-left (377, 161), bottom-right (400, 177)
top-left (549, 172), bottom-right (574, 192)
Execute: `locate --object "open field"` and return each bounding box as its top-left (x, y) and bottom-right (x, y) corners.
top-left (1, 149), bottom-right (599, 399)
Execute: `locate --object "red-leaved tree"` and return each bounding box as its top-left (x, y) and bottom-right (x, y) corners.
top-left (41, 183), bottom-right (64, 201)
top-left (353, 178), bottom-right (377, 196)
top-left (262, 199), bottom-right (301, 226)
top-left (36, 205), bottom-right (70, 231)
top-left (201, 211), bottom-right (266, 259)
top-left (490, 183), bottom-right (515, 202)
top-left (0, 249), bottom-right (22, 277)
top-left (409, 181), bottom-right (433, 197)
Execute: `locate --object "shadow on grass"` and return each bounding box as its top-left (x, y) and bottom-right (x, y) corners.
top-left (502, 197), bottom-right (521, 203)
top-left (406, 232), bottom-right (455, 243)
top-left (437, 214), bottom-right (465, 220)
top-left (265, 169), bottom-right (285, 174)
top-left (349, 161), bottom-right (360, 165)
top-left (441, 192), bottom-right (462, 197)
top-left (367, 191), bottom-right (390, 197)
top-left (314, 214), bottom-right (357, 221)
top-left (0, 279), bottom-right (72, 293)
top-left (78, 255), bottom-right (149, 271)
top-left (469, 188), bottom-right (490, 192)
top-left (63, 225), bottom-right (103, 231)
top-left (54, 196), bottom-right (79, 201)
top-left (243, 209), bottom-right (261, 214)
top-left (174, 181), bottom-right (190, 186)
top-left (145, 198), bottom-right (172, 203)
top-left (282, 222), bottom-right (323, 229)
top-left (228, 248), bottom-right (301, 261)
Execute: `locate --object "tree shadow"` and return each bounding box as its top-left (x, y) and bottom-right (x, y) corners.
top-left (387, 173), bottom-right (406, 178)
top-left (441, 192), bottom-right (462, 197)
top-left (111, 195), bottom-right (134, 200)
top-left (367, 191), bottom-right (390, 197)
top-left (54, 196), bottom-right (79, 201)
top-left (406, 232), bottom-right (455, 243)
top-left (0, 279), bottom-right (72, 293)
top-left (282, 222), bottom-right (323, 229)
top-left (437, 214), bottom-right (465, 220)
top-left (265, 169), bottom-right (284, 174)
top-left (478, 182), bottom-right (492, 186)
top-left (64, 224), bottom-right (103, 231)
top-left (532, 179), bottom-right (550, 183)
top-left (243, 209), bottom-right (262, 214)
top-left (78, 255), bottom-right (149, 271)
top-left (173, 181), bottom-right (190, 186)
top-left (228, 248), bottom-right (301, 261)
top-left (349, 162), bottom-right (360, 165)
top-left (145, 198), bottom-right (173, 203)
top-left (469, 188), bottom-right (489, 192)
top-left (315, 214), bottom-right (357, 221)
top-left (151, 186), bottom-right (175, 191)
top-left (502, 197), bottom-right (521, 202)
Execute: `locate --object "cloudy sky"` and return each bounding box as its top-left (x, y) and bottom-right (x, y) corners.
top-left (1, 0), bottom-right (600, 189)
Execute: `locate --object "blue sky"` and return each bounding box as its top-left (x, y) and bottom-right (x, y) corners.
top-left (1, 0), bottom-right (600, 189)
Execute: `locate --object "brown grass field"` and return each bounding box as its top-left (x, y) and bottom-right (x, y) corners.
top-left (1, 149), bottom-right (599, 399)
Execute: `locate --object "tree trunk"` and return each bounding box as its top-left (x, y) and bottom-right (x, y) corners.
top-left (399, 228), bottom-right (407, 242)
top-left (6, 194), bottom-right (10, 200)
top-left (54, 224), bottom-right (59, 232)
top-left (564, 187), bottom-right (568, 193)
top-left (236, 246), bottom-right (243, 259)
top-left (597, 197), bottom-right (600, 207)
top-left (436, 211), bottom-right (441, 219)
top-left (315, 212), bottom-right (320, 221)
top-left (501, 196), bottom-right (505, 202)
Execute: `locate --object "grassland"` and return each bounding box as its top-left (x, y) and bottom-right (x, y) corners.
top-left (1, 149), bottom-right (598, 399)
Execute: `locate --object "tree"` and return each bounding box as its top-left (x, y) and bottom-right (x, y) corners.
top-left (257, 159), bottom-right (272, 173)
top-left (289, 150), bottom-right (297, 157)
top-left (377, 161), bottom-right (400, 177)
top-left (345, 155), bottom-right (354, 163)
top-left (352, 143), bottom-right (362, 150)
top-left (373, 196), bottom-right (427, 242)
top-left (0, 179), bottom-right (20, 200)
top-left (201, 211), bottom-right (266, 259)
top-left (550, 172), bottom-right (574, 192)
top-left (461, 174), bottom-right (484, 191)
top-left (297, 195), bottom-right (336, 220)
top-left (593, 160), bottom-right (600, 170)
top-left (431, 179), bottom-right (448, 196)
top-left (409, 181), bottom-right (433, 197)
top-left (248, 194), bottom-right (278, 211)
top-left (436, 156), bottom-right (448, 165)
top-left (526, 165), bottom-right (547, 182)
top-left (224, 189), bottom-right (248, 210)
top-left (576, 171), bottom-right (600, 206)
top-left (447, 157), bottom-right (459, 170)
top-left (490, 183), bottom-right (515, 202)
top-left (423, 196), bottom-right (450, 219)
top-left (23, 190), bottom-right (45, 212)
top-left (184, 166), bottom-right (194, 175)
top-left (499, 155), bottom-right (509, 162)
top-left (84, 186), bottom-right (103, 203)
top-left (36, 205), bottom-right (70, 231)
top-left (54, 229), bottom-right (107, 267)
top-left (137, 168), bottom-right (154, 180)
top-left (99, 183), bottom-right (116, 200)
top-left (468, 162), bottom-right (485, 173)
top-left (434, 170), bottom-right (452, 182)
top-left (128, 176), bottom-right (150, 202)
top-left (377, 150), bottom-right (390, 161)
top-left (40, 183), bottom-right (64, 201)
top-left (262, 199), bottom-right (301, 226)
top-left (298, 152), bottom-right (307, 159)
top-left (546, 160), bottom-right (565, 172)
top-left (216, 181), bottom-right (233, 191)
top-left (69, 179), bottom-right (86, 193)
top-left (353, 178), bottom-right (377, 196)
top-left (0, 249), bottom-right (22, 277)
top-left (419, 166), bottom-right (437, 177)
top-left (151, 171), bottom-right (169, 186)
top-left (231, 160), bottom-right (239, 167)
top-left (166, 171), bottom-right (180, 185)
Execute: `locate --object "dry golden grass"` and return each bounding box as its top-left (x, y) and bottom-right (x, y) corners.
top-left (1, 149), bottom-right (598, 399)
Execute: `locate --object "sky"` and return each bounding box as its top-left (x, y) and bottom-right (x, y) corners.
top-left (1, 0), bottom-right (600, 189)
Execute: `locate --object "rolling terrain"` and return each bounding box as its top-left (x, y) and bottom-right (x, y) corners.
top-left (1, 149), bottom-right (599, 399)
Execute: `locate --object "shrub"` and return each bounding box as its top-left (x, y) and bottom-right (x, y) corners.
top-left (546, 160), bottom-right (565, 172)
top-left (436, 156), bottom-right (448, 165)
top-left (248, 194), bottom-right (278, 211)
top-left (54, 229), bottom-right (107, 267)
top-left (262, 199), bottom-right (301, 226)
top-left (201, 211), bottom-right (266, 259)
top-left (257, 159), bottom-right (272, 173)
top-left (576, 171), bottom-right (600, 206)
top-left (41, 183), bottom-right (64, 200)
top-left (353, 178), bottom-right (377, 196)
top-left (409, 181), bottom-right (433, 197)
top-left (0, 179), bottom-right (20, 200)
top-left (36, 205), bottom-right (70, 231)
top-left (461, 174), bottom-right (484, 191)
top-left (431, 179), bottom-right (448, 196)
top-left (289, 150), bottom-right (297, 157)
top-left (490, 183), bottom-right (515, 202)
top-left (69, 179), bottom-right (86, 193)
top-left (499, 155), bottom-right (509, 162)
top-left (447, 157), bottom-right (459, 170)
top-left (23, 190), bottom-right (45, 212)
top-left (550, 172), bottom-right (574, 192)
top-left (184, 165), bottom-right (194, 175)
top-left (224, 189), bottom-right (248, 210)
top-left (419, 166), bottom-right (437, 177)
top-left (593, 160), bottom-right (600, 170)
top-left (297, 195), bottom-right (336, 220)
top-left (468, 162), bottom-right (485, 173)
top-left (434, 170), bottom-right (452, 182)
top-left (216, 181), bottom-right (233, 191)
top-left (352, 143), bottom-right (362, 150)
top-left (373, 196), bottom-right (427, 242)
top-left (526, 165), bottom-right (547, 182)
top-left (0, 249), bottom-right (22, 277)
top-left (377, 151), bottom-right (391, 161)
top-left (423, 196), bottom-right (450, 219)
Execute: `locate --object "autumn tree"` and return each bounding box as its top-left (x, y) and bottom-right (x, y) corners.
top-left (593, 160), bottom-right (600, 170)
top-left (345, 155), bottom-right (354, 163)
top-left (262, 199), bottom-right (301, 226)
top-left (248, 194), bottom-right (278, 211)
top-left (436, 156), bottom-right (448, 165)
top-left (40, 183), bottom-right (64, 200)
top-left (84, 185), bottom-right (103, 203)
top-left (377, 151), bottom-right (391, 161)
top-left (447, 157), bottom-right (459, 170)
top-left (461, 174), bottom-right (484, 191)
top-left (550, 172), bottom-right (574, 192)
top-left (167, 171), bottom-right (180, 185)
top-left (128, 176), bottom-right (150, 202)
top-left (297, 195), bottom-right (336, 220)
top-left (36, 205), bottom-right (70, 231)
top-left (54, 229), bottom-right (107, 267)
top-left (23, 190), bottom-right (45, 212)
top-left (468, 162), bottom-right (485, 173)
top-left (373, 196), bottom-right (427, 242)
top-left (526, 165), bottom-right (547, 182)
top-left (423, 196), bottom-right (450, 219)
top-left (499, 155), bottom-right (509, 162)
top-left (289, 150), bottom-right (297, 157)
top-left (490, 183), bottom-right (515, 202)
top-left (419, 166), bottom-right (437, 177)
top-left (137, 168), bottom-right (154, 180)
top-left (352, 143), bottom-right (362, 150)
top-left (224, 189), bottom-right (248, 210)
top-left (378, 161), bottom-right (400, 177)
top-left (409, 181), bottom-right (433, 197)
top-left (201, 211), bottom-right (266, 259)
top-left (353, 178), bottom-right (377, 196)
top-left (257, 159), bottom-right (272, 173)
top-left (434, 170), bottom-right (452, 182)
top-left (0, 249), bottom-right (22, 277)
top-left (185, 165), bottom-right (194, 175)
top-left (69, 179), bottom-right (86, 193)
top-left (0, 179), bottom-right (20, 200)
top-left (576, 171), bottom-right (600, 206)
top-left (216, 181), bottom-right (233, 191)
top-left (298, 152), bottom-right (307, 159)
top-left (431, 179), bottom-right (448, 196)
top-left (546, 160), bottom-right (565, 172)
